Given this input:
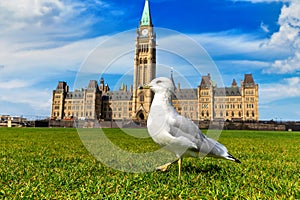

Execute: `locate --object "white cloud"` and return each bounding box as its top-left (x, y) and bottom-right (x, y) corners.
top-left (193, 32), bottom-right (262, 55)
top-left (218, 59), bottom-right (270, 69)
top-left (260, 22), bottom-right (270, 33)
top-left (268, 52), bottom-right (300, 73)
top-left (0, 87), bottom-right (52, 116)
top-left (0, 36), bottom-right (107, 82)
top-left (260, 77), bottom-right (300, 103)
top-left (0, 0), bottom-right (87, 36)
top-left (0, 0), bottom-right (122, 51)
top-left (0, 34), bottom-right (109, 117)
top-left (263, 0), bottom-right (300, 74)
top-left (0, 80), bottom-right (34, 89)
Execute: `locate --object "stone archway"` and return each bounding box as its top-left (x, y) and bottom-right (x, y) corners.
top-left (136, 110), bottom-right (145, 121)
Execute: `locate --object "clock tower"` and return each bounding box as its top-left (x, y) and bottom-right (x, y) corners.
top-left (132, 0), bottom-right (156, 121)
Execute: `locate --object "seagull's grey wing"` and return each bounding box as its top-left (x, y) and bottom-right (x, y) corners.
top-left (169, 113), bottom-right (206, 139)
top-left (168, 111), bottom-right (207, 145)
top-left (168, 112), bottom-right (234, 159)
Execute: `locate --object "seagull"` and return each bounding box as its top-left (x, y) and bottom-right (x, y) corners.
top-left (145, 77), bottom-right (241, 177)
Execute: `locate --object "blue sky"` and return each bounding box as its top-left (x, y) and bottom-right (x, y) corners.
top-left (0, 0), bottom-right (299, 121)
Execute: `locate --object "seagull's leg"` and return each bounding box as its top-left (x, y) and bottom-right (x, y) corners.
top-left (178, 157), bottom-right (182, 177)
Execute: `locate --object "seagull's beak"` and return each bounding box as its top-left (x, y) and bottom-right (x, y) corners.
top-left (142, 84), bottom-right (151, 89)
top-left (139, 83), bottom-right (151, 89)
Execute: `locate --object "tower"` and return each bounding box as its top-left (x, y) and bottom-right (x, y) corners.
top-left (198, 74), bottom-right (214, 121)
top-left (241, 74), bottom-right (259, 121)
top-left (132, 0), bottom-right (156, 121)
top-left (51, 81), bottom-right (68, 120)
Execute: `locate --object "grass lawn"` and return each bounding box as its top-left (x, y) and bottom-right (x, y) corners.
top-left (0, 128), bottom-right (299, 199)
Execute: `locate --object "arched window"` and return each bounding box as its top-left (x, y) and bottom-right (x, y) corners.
top-left (140, 94), bottom-right (144, 102)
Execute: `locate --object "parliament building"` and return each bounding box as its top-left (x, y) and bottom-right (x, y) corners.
top-left (51, 0), bottom-right (259, 123)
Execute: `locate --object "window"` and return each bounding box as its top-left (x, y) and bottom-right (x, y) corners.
top-left (140, 95), bottom-right (144, 102)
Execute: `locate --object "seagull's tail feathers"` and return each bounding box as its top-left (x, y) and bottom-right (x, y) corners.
top-left (225, 153), bottom-right (241, 164)
top-left (203, 138), bottom-right (241, 164)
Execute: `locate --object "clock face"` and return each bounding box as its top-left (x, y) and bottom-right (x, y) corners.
top-left (142, 29), bottom-right (148, 36)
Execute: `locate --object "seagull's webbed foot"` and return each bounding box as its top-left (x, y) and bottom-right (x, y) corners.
top-left (155, 159), bottom-right (179, 172)
top-left (155, 162), bottom-right (173, 172)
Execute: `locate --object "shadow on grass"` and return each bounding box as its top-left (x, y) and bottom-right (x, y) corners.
top-left (157, 161), bottom-right (223, 175)
top-left (183, 162), bottom-right (223, 174)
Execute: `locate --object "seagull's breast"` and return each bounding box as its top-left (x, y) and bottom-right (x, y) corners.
top-left (147, 102), bottom-right (177, 145)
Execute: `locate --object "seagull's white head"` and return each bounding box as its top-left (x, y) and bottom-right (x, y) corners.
top-left (147, 77), bottom-right (175, 95)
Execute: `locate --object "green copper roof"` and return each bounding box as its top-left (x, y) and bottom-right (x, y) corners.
top-left (140, 0), bottom-right (152, 26)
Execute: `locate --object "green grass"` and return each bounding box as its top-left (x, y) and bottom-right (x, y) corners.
top-left (0, 128), bottom-right (299, 199)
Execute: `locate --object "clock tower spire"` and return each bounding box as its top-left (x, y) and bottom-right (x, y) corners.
top-left (132, 0), bottom-right (156, 122)
top-left (140, 0), bottom-right (153, 27)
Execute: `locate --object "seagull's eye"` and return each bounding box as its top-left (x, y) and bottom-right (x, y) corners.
top-left (156, 80), bottom-right (162, 84)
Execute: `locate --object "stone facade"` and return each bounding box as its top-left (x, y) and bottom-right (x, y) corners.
top-left (51, 80), bottom-right (102, 120)
top-left (50, 0), bottom-right (259, 122)
top-left (51, 73), bottom-right (259, 122)
top-left (198, 74), bottom-right (259, 121)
